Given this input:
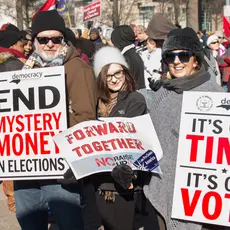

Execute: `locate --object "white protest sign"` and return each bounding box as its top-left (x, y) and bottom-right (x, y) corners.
top-left (53, 114), bottom-right (163, 179)
top-left (0, 66), bottom-right (68, 180)
top-left (172, 91), bottom-right (230, 226)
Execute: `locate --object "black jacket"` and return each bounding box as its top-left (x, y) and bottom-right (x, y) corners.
top-left (111, 25), bottom-right (146, 89)
top-left (0, 53), bottom-right (23, 72)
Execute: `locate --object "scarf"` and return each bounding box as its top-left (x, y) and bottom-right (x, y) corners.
top-left (22, 45), bottom-right (68, 69)
top-left (98, 93), bottom-right (118, 117)
top-left (162, 67), bottom-right (210, 94)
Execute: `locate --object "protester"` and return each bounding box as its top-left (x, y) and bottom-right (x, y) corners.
top-left (75, 28), bottom-right (82, 39)
top-left (111, 25), bottom-right (145, 91)
top-left (145, 27), bottom-right (223, 230)
top-left (87, 46), bottom-right (159, 230)
top-left (89, 28), bottom-right (105, 51)
top-left (21, 30), bottom-right (33, 58)
top-left (14, 10), bottom-right (97, 230)
top-left (135, 25), bottom-right (148, 54)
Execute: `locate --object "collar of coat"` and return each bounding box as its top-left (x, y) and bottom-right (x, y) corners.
top-left (162, 66), bottom-right (211, 94)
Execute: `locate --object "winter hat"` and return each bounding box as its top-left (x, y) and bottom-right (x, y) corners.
top-left (32, 10), bottom-right (66, 38)
top-left (206, 34), bottom-right (219, 47)
top-left (93, 46), bottom-right (128, 78)
top-left (163, 27), bottom-right (202, 53)
top-left (65, 27), bottom-right (77, 46)
top-left (0, 30), bottom-right (23, 48)
top-left (89, 28), bottom-right (99, 35)
top-left (111, 25), bottom-right (135, 50)
top-left (21, 30), bottom-right (32, 41)
top-left (146, 13), bottom-right (177, 40)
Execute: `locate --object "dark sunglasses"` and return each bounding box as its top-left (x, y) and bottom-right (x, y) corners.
top-left (210, 41), bottom-right (219, 45)
top-left (163, 51), bottom-right (193, 64)
top-left (36, 36), bottom-right (64, 44)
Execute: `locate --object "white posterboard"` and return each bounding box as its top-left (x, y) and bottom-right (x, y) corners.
top-left (0, 66), bottom-right (68, 180)
top-left (172, 91), bottom-right (230, 227)
top-left (54, 114), bottom-right (163, 179)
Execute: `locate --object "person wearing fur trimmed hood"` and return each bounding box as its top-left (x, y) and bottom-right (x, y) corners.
top-left (82, 46), bottom-right (160, 230)
top-left (0, 29), bottom-right (26, 72)
top-left (145, 27), bottom-right (223, 230)
top-left (0, 26), bottom-right (26, 214)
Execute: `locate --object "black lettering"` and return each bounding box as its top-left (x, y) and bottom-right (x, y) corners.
top-left (207, 175), bottom-right (218, 189)
top-left (39, 86), bottom-right (60, 109)
top-left (0, 90), bottom-right (11, 112)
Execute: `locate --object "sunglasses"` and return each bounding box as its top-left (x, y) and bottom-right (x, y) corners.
top-left (210, 41), bottom-right (219, 45)
top-left (107, 70), bottom-right (124, 82)
top-left (163, 51), bottom-right (193, 64)
top-left (36, 36), bottom-right (64, 45)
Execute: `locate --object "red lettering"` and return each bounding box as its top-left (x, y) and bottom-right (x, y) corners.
top-left (95, 157), bottom-right (115, 167)
top-left (15, 115), bottom-right (25, 132)
top-left (73, 130), bottom-right (86, 140)
top-left (106, 157), bottom-right (115, 166)
top-left (101, 141), bottom-right (111, 151)
top-left (40, 132), bottom-right (50, 154)
top-left (187, 134), bottom-right (204, 162)
top-left (126, 122), bottom-right (136, 133)
top-left (205, 136), bottom-right (214, 163)
top-left (72, 147), bottom-right (82, 157)
top-left (107, 139), bottom-right (117, 150)
top-left (217, 137), bottom-right (230, 165)
top-left (92, 141), bottom-right (103, 151)
top-left (92, 124), bottom-right (108, 135)
top-left (25, 133), bottom-right (38, 155)
top-left (12, 133), bottom-right (24, 156)
top-left (24, 114), bottom-right (33, 131)
top-left (181, 188), bottom-right (201, 216)
top-left (0, 116), bottom-right (6, 132)
top-left (52, 112), bottom-right (61, 129)
top-left (34, 114), bottom-right (42, 131)
top-left (126, 138), bottom-right (135, 149)
top-left (42, 113), bottom-right (53, 130)
top-left (84, 126), bottom-right (96, 137)
top-left (95, 158), bottom-right (106, 167)
top-left (134, 139), bottom-right (145, 150)
top-left (50, 131), bottom-right (60, 154)
top-left (6, 115), bottom-right (15, 132)
top-left (108, 122), bottom-right (119, 133)
top-left (117, 122), bottom-right (128, 133)
top-left (82, 144), bottom-right (93, 154)
top-left (0, 134), bottom-right (10, 156)
top-left (116, 138), bottom-right (128, 148)
top-left (202, 192), bottom-right (222, 220)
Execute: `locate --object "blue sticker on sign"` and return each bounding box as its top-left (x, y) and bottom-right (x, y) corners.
top-left (133, 150), bottom-right (159, 171)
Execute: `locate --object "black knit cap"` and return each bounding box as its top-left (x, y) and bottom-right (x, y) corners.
top-left (162, 27), bottom-right (204, 64)
top-left (0, 30), bottom-right (23, 48)
top-left (163, 27), bottom-right (202, 54)
top-left (32, 10), bottom-right (66, 38)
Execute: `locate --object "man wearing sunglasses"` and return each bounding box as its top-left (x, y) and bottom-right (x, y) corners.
top-left (14, 10), bottom-right (97, 230)
top-left (145, 27), bottom-right (223, 230)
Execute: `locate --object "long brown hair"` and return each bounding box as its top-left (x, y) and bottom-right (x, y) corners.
top-left (96, 64), bottom-right (136, 103)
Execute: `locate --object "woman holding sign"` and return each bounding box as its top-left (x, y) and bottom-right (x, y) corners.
top-left (80, 46), bottom-right (159, 230)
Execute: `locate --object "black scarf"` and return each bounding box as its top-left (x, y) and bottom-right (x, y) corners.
top-left (162, 67), bottom-right (210, 94)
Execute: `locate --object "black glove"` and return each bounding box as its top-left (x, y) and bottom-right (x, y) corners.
top-left (111, 164), bottom-right (136, 190)
top-left (57, 168), bottom-right (77, 184)
top-left (148, 78), bottom-right (163, 91)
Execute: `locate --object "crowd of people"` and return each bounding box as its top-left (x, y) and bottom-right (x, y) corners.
top-left (0, 9), bottom-right (229, 230)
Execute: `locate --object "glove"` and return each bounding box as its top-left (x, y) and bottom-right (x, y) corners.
top-left (148, 78), bottom-right (163, 91)
top-left (57, 168), bottom-right (77, 184)
top-left (111, 164), bottom-right (137, 190)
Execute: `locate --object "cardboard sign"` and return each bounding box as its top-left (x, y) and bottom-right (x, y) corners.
top-left (83, 1), bottom-right (101, 22)
top-left (0, 66), bottom-right (68, 180)
top-left (172, 91), bottom-right (230, 227)
top-left (53, 114), bottom-right (163, 179)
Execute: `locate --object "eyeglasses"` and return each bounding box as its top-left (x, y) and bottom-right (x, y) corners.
top-left (163, 51), bottom-right (193, 64)
top-left (107, 70), bottom-right (124, 82)
top-left (36, 36), bottom-right (64, 45)
top-left (210, 41), bottom-right (219, 45)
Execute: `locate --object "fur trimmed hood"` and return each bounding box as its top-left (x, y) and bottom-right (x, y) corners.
top-left (0, 52), bottom-right (14, 65)
top-left (93, 46), bottom-right (129, 78)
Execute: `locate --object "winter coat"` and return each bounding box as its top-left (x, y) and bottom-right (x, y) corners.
top-left (139, 48), bottom-right (162, 89)
top-left (144, 68), bottom-right (223, 230)
top-left (32, 43), bottom-right (97, 128)
top-left (111, 25), bottom-right (146, 89)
